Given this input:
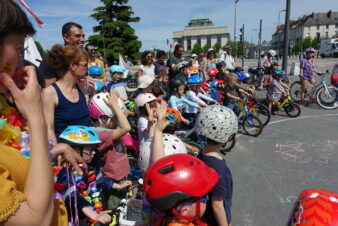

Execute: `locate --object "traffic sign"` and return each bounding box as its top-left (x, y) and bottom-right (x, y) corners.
top-left (289, 40), bottom-right (295, 48)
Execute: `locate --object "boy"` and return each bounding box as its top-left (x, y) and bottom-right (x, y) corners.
top-left (267, 70), bottom-right (288, 114)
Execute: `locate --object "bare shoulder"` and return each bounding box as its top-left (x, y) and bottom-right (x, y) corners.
top-left (42, 86), bottom-right (57, 104)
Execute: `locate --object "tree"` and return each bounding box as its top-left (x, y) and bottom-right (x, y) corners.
top-left (213, 42), bottom-right (222, 53)
top-left (34, 40), bottom-right (46, 58)
top-left (302, 37), bottom-right (312, 49)
top-left (88, 0), bottom-right (142, 64)
top-left (203, 43), bottom-right (211, 53)
top-left (192, 43), bottom-right (203, 55)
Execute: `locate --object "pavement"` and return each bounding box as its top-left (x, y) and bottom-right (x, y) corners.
top-left (225, 57), bottom-right (338, 226)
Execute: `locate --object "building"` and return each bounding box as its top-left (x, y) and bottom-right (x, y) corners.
top-left (272, 11), bottom-right (338, 53)
top-left (173, 13), bottom-right (230, 53)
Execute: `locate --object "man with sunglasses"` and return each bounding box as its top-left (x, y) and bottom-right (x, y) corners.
top-left (220, 45), bottom-right (236, 72)
top-left (85, 44), bottom-right (105, 80)
top-left (39, 22), bottom-right (86, 87)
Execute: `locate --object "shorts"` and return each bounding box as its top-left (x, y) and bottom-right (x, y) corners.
top-left (300, 75), bottom-right (314, 81)
top-left (268, 93), bottom-right (282, 100)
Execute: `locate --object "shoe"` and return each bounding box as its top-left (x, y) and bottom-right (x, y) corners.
top-left (310, 95), bottom-right (316, 101)
top-left (333, 102), bottom-right (338, 108)
top-left (257, 87), bottom-right (263, 91)
top-left (300, 100), bottom-right (307, 105)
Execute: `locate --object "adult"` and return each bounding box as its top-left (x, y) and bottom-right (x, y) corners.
top-left (262, 50), bottom-right (276, 74)
top-left (0, 0), bottom-right (70, 224)
top-left (201, 49), bottom-right (217, 80)
top-left (190, 53), bottom-right (199, 68)
top-left (137, 50), bottom-right (155, 78)
top-left (300, 48), bottom-right (323, 105)
top-left (39, 22), bottom-right (85, 87)
top-left (85, 44), bottom-right (105, 80)
top-left (153, 50), bottom-right (167, 76)
top-left (124, 55), bottom-right (133, 75)
top-left (220, 45), bottom-right (236, 71)
top-left (42, 45), bottom-right (90, 145)
top-left (166, 44), bottom-right (184, 79)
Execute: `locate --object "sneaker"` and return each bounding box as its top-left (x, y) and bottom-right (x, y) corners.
top-left (310, 95), bottom-right (316, 101)
top-left (333, 102), bottom-right (338, 108)
top-left (300, 100), bottom-right (307, 105)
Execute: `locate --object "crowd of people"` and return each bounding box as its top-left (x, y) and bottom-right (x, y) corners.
top-left (1, 1), bottom-right (338, 226)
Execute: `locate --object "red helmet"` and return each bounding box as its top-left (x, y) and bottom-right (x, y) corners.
top-left (207, 68), bottom-right (219, 76)
top-left (288, 189), bottom-right (338, 225)
top-left (143, 154), bottom-right (218, 211)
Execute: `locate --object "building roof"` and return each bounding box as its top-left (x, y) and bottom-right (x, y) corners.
top-left (191, 12), bottom-right (209, 21)
top-left (188, 12), bottom-right (213, 27)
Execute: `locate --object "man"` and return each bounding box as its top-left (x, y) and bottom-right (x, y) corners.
top-left (220, 45), bottom-right (236, 71)
top-left (123, 55), bottom-right (133, 77)
top-left (85, 44), bottom-right (105, 80)
top-left (39, 22), bottom-right (85, 87)
top-left (166, 44), bottom-right (184, 79)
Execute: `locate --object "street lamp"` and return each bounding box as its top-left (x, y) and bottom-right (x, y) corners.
top-left (251, 28), bottom-right (257, 45)
top-left (251, 28), bottom-right (257, 59)
top-left (277, 9), bottom-right (286, 62)
top-left (234, 0), bottom-right (239, 59)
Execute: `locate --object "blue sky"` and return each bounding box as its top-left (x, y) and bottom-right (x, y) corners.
top-left (24, 0), bottom-right (337, 51)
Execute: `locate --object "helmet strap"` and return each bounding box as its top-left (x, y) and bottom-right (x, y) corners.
top-left (171, 200), bottom-right (203, 224)
top-left (98, 117), bottom-right (112, 128)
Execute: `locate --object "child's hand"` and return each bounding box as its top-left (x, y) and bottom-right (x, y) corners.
top-left (94, 211), bottom-right (111, 224)
top-left (87, 76), bottom-right (95, 92)
top-left (155, 101), bottom-right (170, 132)
top-left (182, 118), bottom-right (190, 125)
top-left (146, 102), bottom-right (156, 123)
top-left (104, 90), bottom-right (120, 108)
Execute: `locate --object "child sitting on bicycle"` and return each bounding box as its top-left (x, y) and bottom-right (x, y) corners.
top-left (267, 70), bottom-right (289, 114)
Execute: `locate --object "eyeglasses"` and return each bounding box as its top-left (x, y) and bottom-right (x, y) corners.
top-left (77, 62), bottom-right (88, 67)
top-left (177, 195), bottom-right (209, 213)
top-left (146, 56), bottom-right (153, 59)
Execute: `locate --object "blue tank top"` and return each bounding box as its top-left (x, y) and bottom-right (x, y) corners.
top-left (52, 83), bottom-right (90, 139)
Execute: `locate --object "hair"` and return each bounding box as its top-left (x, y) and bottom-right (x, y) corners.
top-left (216, 61), bottom-right (226, 70)
top-left (226, 73), bottom-right (238, 86)
top-left (174, 44), bottom-right (184, 56)
top-left (84, 43), bottom-right (94, 51)
top-left (62, 22), bottom-right (83, 37)
top-left (141, 50), bottom-right (152, 65)
top-left (0, 0), bottom-right (36, 45)
top-left (207, 50), bottom-right (216, 59)
top-left (205, 137), bottom-right (221, 145)
top-left (156, 50), bottom-right (166, 59)
top-left (48, 45), bottom-right (88, 77)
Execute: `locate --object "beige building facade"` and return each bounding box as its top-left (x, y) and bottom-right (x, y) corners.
top-left (173, 13), bottom-right (230, 52)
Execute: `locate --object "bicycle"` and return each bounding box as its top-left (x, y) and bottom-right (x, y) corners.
top-left (265, 92), bottom-right (301, 118)
top-left (238, 97), bottom-right (271, 127)
top-left (237, 100), bottom-right (263, 137)
top-left (290, 70), bottom-right (338, 109)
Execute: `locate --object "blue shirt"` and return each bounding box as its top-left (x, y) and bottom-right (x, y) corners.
top-left (168, 95), bottom-right (199, 113)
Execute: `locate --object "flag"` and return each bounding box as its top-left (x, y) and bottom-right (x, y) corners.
top-left (169, 43), bottom-right (173, 49)
top-left (24, 36), bottom-right (42, 67)
top-left (167, 39), bottom-right (170, 45)
top-left (119, 54), bottom-right (129, 79)
top-left (18, 0), bottom-right (45, 27)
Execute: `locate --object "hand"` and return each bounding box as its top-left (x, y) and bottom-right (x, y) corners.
top-left (94, 211), bottom-right (111, 224)
top-left (145, 102), bottom-right (157, 123)
top-left (104, 90), bottom-right (120, 108)
top-left (51, 143), bottom-right (88, 175)
top-left (87, 76), bottom-right (95, 90)
top-left (155, 101), bottom-right (170, 132)
top-left (0, 66), bottom-right (43, 122)
top-left (182, 118), bottom-right (190, 125)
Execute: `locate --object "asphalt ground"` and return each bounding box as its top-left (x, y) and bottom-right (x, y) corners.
top-left (225, 57), bottom-right (338, 225)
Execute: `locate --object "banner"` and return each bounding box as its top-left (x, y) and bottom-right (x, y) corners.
top-left (24, 36), bottom-right (42, 67)
top-left (119, 54), bottom-right (129, 78)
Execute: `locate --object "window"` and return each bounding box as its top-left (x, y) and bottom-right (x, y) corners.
top-left (207, 35), bottom-right (211, 46)
top-left (316, 32), bottom-right (321, 39)
top-left (197, 36), bottom-right (201, 45)
top-left (336, 24), bottom-right (338, 28)
top-left (326, 24), bottom-right (329, 29)
top-left (178, 38), bottom-right (183, 45)
top-left (217, 34), bottom-right (222, 43)
top-left (325, 31), bottom-right (329, 38)
top-left (187, 36), bottom-right (191, 51)
top-left (336, 31), bottom-right (338, 36)
top-left (317, 25), bottom-right (320, 30)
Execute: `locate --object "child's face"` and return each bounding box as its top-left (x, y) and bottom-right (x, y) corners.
top-left (112, 72), bottom-right (122, 81)
top-left (177, 85), bottom-right (185, 96)
top-left (191, 84), bottom-right (199, 91)
top-left (75, 147), bottom-right (95, 163)
top-left (176, 196), bottom-right (208, 219)
top-left (162, 75), bottom-right (169, 84)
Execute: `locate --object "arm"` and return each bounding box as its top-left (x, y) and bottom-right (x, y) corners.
top-left (198, 92), bottom-right (216, 103)
top-left (104, 90), bottom-right (131, 140)
top-left (211, 196), bottom-right (229, 226)
top-left (201, 59), bottom-right (207, 80)
top-left (1, 67), bottom-right (54, 225)
top-left (137, 68), bottom-right (143, 78)
top-left (187, 92), bottom-right (207, 106)
top-left (126, 87), bottom-right (138, 92)
top-left (226, 92), bottom-right (241, 100)
top-left (42, 86), bottom-right (58, 145)
top-left (182, 96), bottom-right (199, 108)
top-left (82, 207), bottom-right (111, 224)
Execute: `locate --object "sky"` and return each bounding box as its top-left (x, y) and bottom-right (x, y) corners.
top-left (23, 0), bottom-right (337, 51)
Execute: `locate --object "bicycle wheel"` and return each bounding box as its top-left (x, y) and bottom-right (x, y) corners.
top-left (284, 103), bottom-right (301, 118)
top-left (251, 103), bottom-right (271, 126)
top-left (242, 115), bottom-right (263, 137)
top-left (220, 137), bottom-right (236, 155)
top-left (316, 86), bottom-right (338, 110)
top-left (290, 81), bottom-right (302, 102)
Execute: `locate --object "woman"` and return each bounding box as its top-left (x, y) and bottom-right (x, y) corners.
top-left (43, 45), bottom-right (90, 145)
top-left (201, 49), bottom-right (217, 80)
top-left (0, 0), bottom-right (68, 224)
top-left (137, 50), bottom-right (155, 78)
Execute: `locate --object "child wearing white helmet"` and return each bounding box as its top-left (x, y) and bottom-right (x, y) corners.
top-left (194, 105), bottom-right (238, 226)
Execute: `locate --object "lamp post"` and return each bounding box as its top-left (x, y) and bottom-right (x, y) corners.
top-left (251, 28), bottom-right (257, 59)
top-left (234, 0), bottom-right (239, 59)
top-left (282, 0), bottom-right (291, 71)
top-left (277, 9), bottom-right (286, 62)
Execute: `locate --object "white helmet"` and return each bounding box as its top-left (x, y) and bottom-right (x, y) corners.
top-left (268, 49), bottom-right (276, 57)
top-left (177, 61), bottom-right (189, 70)
top-left (135, 93), bottom-right (157, 108)
top-left (89, 93), bottom-right (126, 119)
top-left (138, 134), bottom-right (187, 172)
top-left (194, 105), bottom-right (238, 143)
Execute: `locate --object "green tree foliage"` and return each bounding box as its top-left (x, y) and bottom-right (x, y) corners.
top-left (203, 43), bottom-right (211, 52)
top-left (88, 0), bottom-right (142, 64)
top-left (302, 37), bottom-right (312, 49)
top-left (213, 42), bottom-right (222, 53)
top-left (192, 43), bottom-right (203, 55)
top-left (34, 41), bottom-right (46, 58)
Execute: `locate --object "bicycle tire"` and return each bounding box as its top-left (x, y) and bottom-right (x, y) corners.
top-left (290, 81), bottom-right (302, 102)
top-left (284, 103), bottom-right (301, 118)
top-left (316, 86), bottom-right (338, 110)
top-left (242, 115), bottom-right (263, 137)
top-left (251, 103), bottom-right (271, 126)
top-left (220, 137), bottom-right (236, 154)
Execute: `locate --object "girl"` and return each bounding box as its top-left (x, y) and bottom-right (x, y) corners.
top-left (267, 70), bottom-right (288, 114)
top-left (138, 50), bottom-right (155, 78)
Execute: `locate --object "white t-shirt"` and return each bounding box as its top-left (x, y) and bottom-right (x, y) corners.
top-left (220, 53), bottom-right (235, 70)
top-left (139, 64), bottom-right (155, 78)
top-left (137, 117), bottom-right (149, 147)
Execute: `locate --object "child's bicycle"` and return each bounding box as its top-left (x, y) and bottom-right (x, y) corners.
top-left (237, 100), bottom-right (263, 137)
top-left (238, 97), bottom-right (271, 127)
top-left (265, 92), bottom-right (301, 118)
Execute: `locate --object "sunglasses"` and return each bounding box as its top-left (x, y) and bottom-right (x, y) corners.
top-left (177, 195), bottom-right (209, 213)
top-left (77, 62), bottom-right (88, 67)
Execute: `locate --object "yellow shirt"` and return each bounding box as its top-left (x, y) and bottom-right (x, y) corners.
top-left (88, 58), bottom-right (106, 80)
top-left (0, 144), bottom-right (67, 225)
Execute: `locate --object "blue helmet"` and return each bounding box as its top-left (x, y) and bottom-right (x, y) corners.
top-left (235, 71), bottom-right (248, 81)
top-left (110, 65), bottom-right (126, 73)
top-left (59, 126), bottom-right (101, 146)
top-left (273, 69), bottom-right (285, 77)
top-left (88, 65), bottom-right (103, 76)
top-left (187, 75), bottom-right (204, 85)
top-left (94, 82), bottom-right (105, 92)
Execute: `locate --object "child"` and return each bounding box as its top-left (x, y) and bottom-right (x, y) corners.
top-left (57, 126), bottom-right (112, 225)
top-left (174, 61), bottom-right (190, 83)
top-left (216, 61), bottom-right (227, 82)
top-left (88, 91), bottom-right (132, 209)
top-left (106, 65), bottom-right (138, 103)
top-left (168, 79), bottom-right (202, 124)
top-left (195, 105), bottom-right (238, 226)
top-left (200, 69), bottom-right (224, 103)
top-left (267, 70), bottom-right (288, 114)
top-left (156, 73), bottom-right (170, 100)
top-left (224, 73), bottom-right (250, 116)
top-left (88, 65), bottom-right (106, 93)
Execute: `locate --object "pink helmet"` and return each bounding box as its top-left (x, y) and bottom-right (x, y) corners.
top-left (89, 93), bottom-right (126, 119)
top-left (135, 93), bottom-right (157, 108)
top-left (199, 52), bottom-right (205, 57)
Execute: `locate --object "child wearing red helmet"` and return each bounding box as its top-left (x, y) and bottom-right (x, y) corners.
top-left (200, 69), bottom-right (224, 102)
